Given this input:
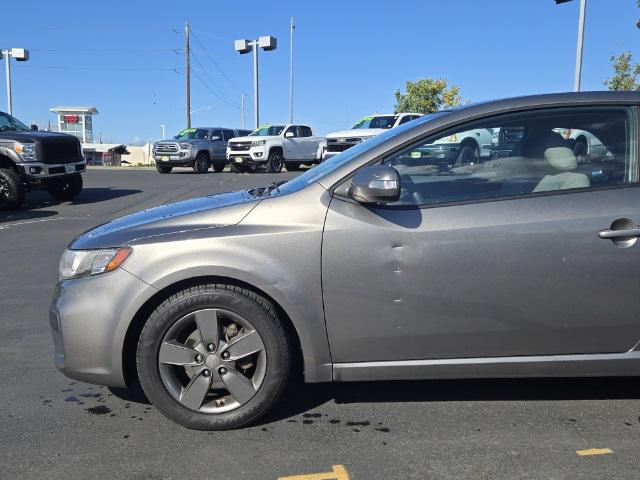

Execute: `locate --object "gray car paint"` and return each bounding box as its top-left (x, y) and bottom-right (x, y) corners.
top-left (52, 91), bottom-right (640, 388)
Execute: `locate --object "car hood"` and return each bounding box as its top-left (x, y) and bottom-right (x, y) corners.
top-left (228, 135), bottom-right (279, 143)
top-left (326, 128), bottom-right (385, 139)
top-left (0, 130), bottom-right (77, 142)
top-left (70, 190), bottom-right (261, 249)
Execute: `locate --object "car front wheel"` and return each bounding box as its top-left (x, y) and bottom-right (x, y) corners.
top-left (137, 284), bottom-right (291, 430)
top-left (192, 153), bottom-right (210, 174)
top-left (0, 167), bottom-right (25, 209)
top-left (266, 151), bottom-right (283, 173)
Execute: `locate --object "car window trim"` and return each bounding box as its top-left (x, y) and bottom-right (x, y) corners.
top-left (330, 104), bottom-right (640, 209)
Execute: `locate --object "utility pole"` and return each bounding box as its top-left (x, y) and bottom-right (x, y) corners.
top-left (574, 0), bottom-right (587, 92)
top-left (185, 22), bottom-right (191, 128)
top-left (241, 94), bottom-right (246, 128)
top-left (289, 17), bottom-right (294, 124)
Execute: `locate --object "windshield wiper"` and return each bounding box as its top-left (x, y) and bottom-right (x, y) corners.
top-left (249, 181), bottom-right (286, 197)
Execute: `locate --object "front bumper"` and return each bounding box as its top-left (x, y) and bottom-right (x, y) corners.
top-left (227, 146), bottom-right (267, 165)
top-left (153, 150), bottom-right (195, 166)
top-left (49, 267), bottom-right (153, 387)
top-left (16, 159), bottom-right (86, 179)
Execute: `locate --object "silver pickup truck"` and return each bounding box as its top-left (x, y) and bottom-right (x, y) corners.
top-left (153, 127), bottom-right (252, 174)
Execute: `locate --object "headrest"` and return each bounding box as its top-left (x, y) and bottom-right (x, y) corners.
top-left (544, 147), bottom-right (577, 171)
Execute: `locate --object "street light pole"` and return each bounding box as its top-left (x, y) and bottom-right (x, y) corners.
top-left (4, 53), bottom-right (12, 115)
top-left (234, 36), bottom-right (277, 130)
top-left (160, 123), bottom-right (165, 139)
top-left (1, 48), bottom-right (29, 115)
top-left (574, 0), bottom-right (587, 91)
top-left (289, 17), bottom-right (294, 124)
top-left (253, 41), bottom-right (259, 128)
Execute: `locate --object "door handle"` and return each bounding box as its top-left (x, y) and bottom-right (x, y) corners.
top-left (598, 227), bottom-right (640, 239)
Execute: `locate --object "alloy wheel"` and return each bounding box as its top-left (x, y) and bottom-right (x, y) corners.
top-left (158, 308), bottom-right (266, 413)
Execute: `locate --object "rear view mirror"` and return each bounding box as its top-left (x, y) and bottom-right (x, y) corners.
top-left (30, 124), bottom-right (38, 131)
top-left (349, 165), bottom-right (400, 204)
top-left (210, 136), bottom-right (221, 141)
top-left (285, 131), bottom-right (295, 138)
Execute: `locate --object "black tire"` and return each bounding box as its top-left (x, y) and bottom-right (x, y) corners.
top-left (156, 164), bottom-right (172, 174)
top-left (192, 152), bottom-right (210, 174)
top-left (212, 163), bottom-right (225, 173)
top-left (573, 138), bottom-right (588, 163)
top-left (266, 150), bottom-right (284, 173)
top-left (137, 283), bottom-right (291, 430)
top-left (47, 173), bottom-right (83, 202)
top-left (0, 167), bottom-right (25, 209)
top-left (285, 162), bottom-right (301, 172)
top-left (456, 142), bottom-right (479, 165)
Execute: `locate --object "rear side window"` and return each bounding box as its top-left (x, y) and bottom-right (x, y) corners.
top-left (211, 129), bottom-right (223, 140)
top-left (398, 115), bottom-right (416, 125)
top-left (299, 126), bottom-right (313, 137)
top-left (221, 129), bottom-right (235, 141)
top-left (382, 106), bottom-right (637, 206)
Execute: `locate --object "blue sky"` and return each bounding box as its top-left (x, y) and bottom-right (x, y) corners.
top-left (4, 0), bottom-right (639, 143)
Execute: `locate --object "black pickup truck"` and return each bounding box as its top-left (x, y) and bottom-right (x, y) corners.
top-left (0, 110), bottom-right (85, 209)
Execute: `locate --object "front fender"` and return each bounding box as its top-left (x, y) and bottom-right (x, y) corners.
top-left (122, 184), bottom-right (334, 382)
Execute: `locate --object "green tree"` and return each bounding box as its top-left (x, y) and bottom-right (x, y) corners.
top-left (394, 78), bottom-right (461, 114)
top-left (605, 1), bottom-right (640, 90)
top-left (605, 52), bottom-right (640, 91)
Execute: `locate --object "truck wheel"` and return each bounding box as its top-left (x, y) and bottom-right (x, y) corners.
top-left (48, 173), bottom-right (83, 202)
top-left (192, 153), bottom-right (210, 174)
top-left (0, 167), bottom-right (25, 209)
top-left (212, 163), bottom-right (225, 173)
top-left (284, 163), bottom-right (301, 171)
top-left (456, 142), bottom-right (479, 165)
top-left (136, 283), bottom-right (291, 430)
top-left (266, 151), bottom-right (283, 173)
top-left (156, 164), bottom-right (172, 174)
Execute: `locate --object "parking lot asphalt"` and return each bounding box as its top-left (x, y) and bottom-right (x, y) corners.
top-left (1, 167), bottom-right (640, 480)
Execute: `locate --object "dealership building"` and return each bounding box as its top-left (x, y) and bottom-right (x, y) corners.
top-left (50, 106), bottom-right (98, 144)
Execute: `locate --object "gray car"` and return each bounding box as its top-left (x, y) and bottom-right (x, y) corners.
top-left (153, 127), bottom-right (251, 174)
top-left (51, 91), bottom-right (640, 430)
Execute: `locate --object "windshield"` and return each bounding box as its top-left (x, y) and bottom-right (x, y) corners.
top-left (275, 111), bottom-right (450, 195)
top-left (174, 128), bottom-right (209, 140)
top-left (352, 115), bottom-right (398, 130)
top-left (0, 112), bottom-right (30, 132)
top-left (249, 125), bottom-right (285, 136)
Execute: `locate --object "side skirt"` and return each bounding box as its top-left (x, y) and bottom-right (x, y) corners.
top-left (333, 351), bottom-right (640, 382)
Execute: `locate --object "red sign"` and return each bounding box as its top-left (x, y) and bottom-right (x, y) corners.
top-left (63, 115), bottom-right (79, 123)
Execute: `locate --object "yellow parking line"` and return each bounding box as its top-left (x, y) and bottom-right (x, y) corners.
top-left (576, 448), bottom-right (613, 456)
top-left (278, 464), bottom-right (350, 480)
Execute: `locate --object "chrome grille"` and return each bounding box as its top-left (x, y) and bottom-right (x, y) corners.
top-left (155, 142), bottom-right (179, 153)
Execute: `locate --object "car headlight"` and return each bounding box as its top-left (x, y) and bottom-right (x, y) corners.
top-left (59, 247), bottom-right (132, 280)
top-left (179, 143), bottom-right (193, 150)
top-left (14, 142), bottom-right (37, 162)
top-left (251, 140), bottom-right (266, 147)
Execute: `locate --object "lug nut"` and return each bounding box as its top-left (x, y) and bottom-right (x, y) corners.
top-left (218, 367), bottom-right (227, 375)
top-left (202, 369), bottom-right (211, 377)
top-left (221, 351), bottom-right (230, 360)
top-left (195, 354), bottom-right (204, 363)
top-left (207, 343), bottom-right (216, 352)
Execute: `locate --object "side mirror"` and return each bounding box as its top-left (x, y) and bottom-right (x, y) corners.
top-left (210, 136), bottom-right (221, 141)
top-left (285, 131), bottom-right (295, 138)
top-left (349, 165), bottom-right (400, 204)
top-left (30, 124), bottom-right (38, 131)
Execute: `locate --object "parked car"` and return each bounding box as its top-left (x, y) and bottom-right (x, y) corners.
top-left (153, 127), bottom-right (246, 174)
top-left (226, 124), bottom-right (326, 172)
top-left (0, 111), bottom-right (85, 209)
top-left (51, 91), bottom-right (640, 430)
top-left (323, 112), bottom-right (422, 161)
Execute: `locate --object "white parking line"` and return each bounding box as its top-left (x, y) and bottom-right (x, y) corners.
top-left (0, 217), bottom-right (86, 230)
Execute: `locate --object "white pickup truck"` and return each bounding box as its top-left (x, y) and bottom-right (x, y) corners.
top-left (226, 124), bottom-right (326, 173)
top-left (323, 113), bottom-right (423, 161)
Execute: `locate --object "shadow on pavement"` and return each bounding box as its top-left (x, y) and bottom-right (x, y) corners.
top-left (108, 376), bottom-right (640, 425)
top-left (0, 209), bottom-right (58, 223)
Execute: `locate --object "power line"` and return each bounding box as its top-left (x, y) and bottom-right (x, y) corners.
top-left (190, 50), bottom-right (241, 109)
top-left (189, 28), bottom-right (222, 40)
top-left (20, 65), bottom-right (181, 72)
top-left (191, 68), bottom-right (240, 110)
top-left (30, 48), bottom-right (182, 53)
top-left (189, 30), bottom-right (248, 99)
